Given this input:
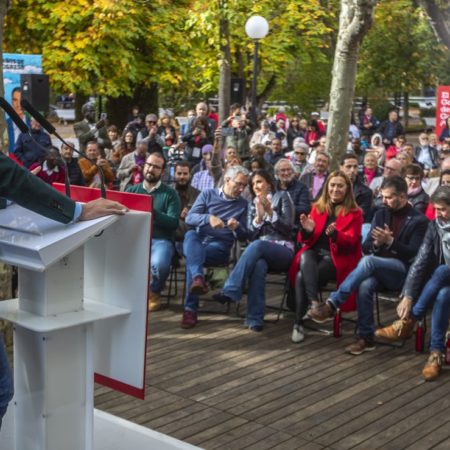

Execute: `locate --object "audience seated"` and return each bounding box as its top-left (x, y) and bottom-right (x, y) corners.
top-left (126, 152), bottom-right (181, 311)
top-left (425, 169), bottom-right (450, 220)
top-left (264, 138), bottom-right (284, 167)
top-left (213, 169), bottom-right (295, 331)
top-left (288, 171), bottom-right (363, 343)
top-left (172, 160), bottom-right (200, 249)
top-left (29, 147), bottom-right (66, 186)
top-left (340, 153), bottom-right (373, 222)
top-left (60, 143), bottom-right (85, 186)
top-left (116, 141), bottom-right (149, 191)
top-left (404, 164), bottom-right (429, 214)
top-left (274, 159), bottom-right (311, 226)
top-left (299, 151), bottom-right (330, 201)
top-left (181, 166), bottom-right (250, 329)
top-left (310, 176), bottom-right (429, 355)
top-left (375, 186), bottom-right (450, 381)
top-left (78, 140), bottom-right (115, 188)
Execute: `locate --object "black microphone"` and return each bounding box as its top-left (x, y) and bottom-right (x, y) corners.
top-left (0, 97), bottom-right (29, 133)
top-left (20, 98), bottom-right (56, 134)
top-left (21, 99), bottom-right (107, 198)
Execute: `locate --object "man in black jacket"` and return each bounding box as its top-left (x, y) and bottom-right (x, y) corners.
top-left (377, 110), bottom-right (404, 146)
top-left (340, 153), bottom-right (373, 222)
top-left (0, 152), bottom-right (127, 427)
top-left (310, 176), bottom-right (429, 355)
top-left (376, 186), bottom-right (450, 381)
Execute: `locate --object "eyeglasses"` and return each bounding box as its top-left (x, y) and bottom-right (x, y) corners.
top-left (294, 152), bottom-right (306, 156)
top-left (232, 180), bottom-right (247, 189)
top-left (405, 175), bottom-right (421, 181)
top-left (144, 162), bottom-right (163, 170)
top-left (147, 121), bottom-right (157, 124)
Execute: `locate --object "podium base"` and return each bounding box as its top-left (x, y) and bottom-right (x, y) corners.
top-left (0, 407), bottom-right (202, 450)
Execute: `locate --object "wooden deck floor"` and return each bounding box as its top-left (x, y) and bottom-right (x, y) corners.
top-left (94, 279), bottom-right (450, 450)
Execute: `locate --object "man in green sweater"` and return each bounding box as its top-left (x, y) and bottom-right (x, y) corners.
top-left (127, 152), bottom-right (181, 311)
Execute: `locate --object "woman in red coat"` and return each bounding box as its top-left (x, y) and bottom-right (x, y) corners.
top-left (288, 170), bottom-right (363, 343)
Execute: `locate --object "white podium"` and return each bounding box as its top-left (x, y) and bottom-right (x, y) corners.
top-left (0, 204), bottom-right (200, 450)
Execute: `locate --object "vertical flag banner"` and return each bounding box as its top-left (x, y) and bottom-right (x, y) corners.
top-left (436, 86), bottom-right (450, 140)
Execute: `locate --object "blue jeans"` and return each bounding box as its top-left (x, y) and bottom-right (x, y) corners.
top-left (411, 265), bottom-right (450, 352)
top-left (222, 240), bottom-right (294, 327)
top-left (0, 334), bottom-right (14, 429)
top-left (183, 230), bottom-right (230, 312)
top-left (329, 255), bottom-right (407, 337)
top-left (151, 239), bottom-right (175, 293)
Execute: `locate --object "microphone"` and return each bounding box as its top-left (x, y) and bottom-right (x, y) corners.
top-left (0, 97), bottom-right (29, 133)
top-left (21, 99), bottom-right (107, 198)
top-left (20, 98), bottom-right (56, 134)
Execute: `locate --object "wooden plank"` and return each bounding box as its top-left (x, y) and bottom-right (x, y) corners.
top-left (316, 377), bottom-right (449, 448)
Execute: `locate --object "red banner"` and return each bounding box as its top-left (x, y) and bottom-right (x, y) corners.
top-left (436, 86), bottom-right (450, 141)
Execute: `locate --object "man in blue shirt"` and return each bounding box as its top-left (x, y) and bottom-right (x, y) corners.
top-left (181, 165), bottom-right (249, 329)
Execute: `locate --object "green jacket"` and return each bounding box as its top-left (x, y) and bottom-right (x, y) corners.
top-left (126, 182), bottom-right (180, 241)
top-left (0, 152), bottom-right (75, 223)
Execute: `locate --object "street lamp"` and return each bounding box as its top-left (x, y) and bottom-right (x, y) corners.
top-left (245, 15), bottom-right (269, 125)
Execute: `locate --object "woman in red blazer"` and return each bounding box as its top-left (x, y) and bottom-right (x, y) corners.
top-left (288, 170), bottom-right (363, 343)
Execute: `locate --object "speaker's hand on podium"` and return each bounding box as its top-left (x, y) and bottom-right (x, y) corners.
top-left (79, 198), bottom-right (128, 221)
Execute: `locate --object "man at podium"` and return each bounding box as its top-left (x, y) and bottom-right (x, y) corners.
top-left (0, 151), bottom-right (127, 427)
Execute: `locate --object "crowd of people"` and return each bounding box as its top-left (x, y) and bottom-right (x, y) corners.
top-left (6, 100), bottom-right (450, 382)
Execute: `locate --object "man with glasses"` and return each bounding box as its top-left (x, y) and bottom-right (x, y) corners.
top-left (137, 113), bottom-right (165, 149)
top-left (126, 152), bottom-right (181, 311)
top-left (180, 166), bottom-right (250, 328)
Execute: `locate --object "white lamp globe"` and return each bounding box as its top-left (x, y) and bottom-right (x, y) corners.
top-left (245, 16), bottom-right (269, 40)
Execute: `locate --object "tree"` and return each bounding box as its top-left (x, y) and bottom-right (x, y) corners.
top-left (419, 0), bottom-right (450, 49)
top-left (356, 0), bottom-right (450, 126)
top-left (4, 0), bottom-right (192, 126)
top-left (326, 0), bottom-right (378, 162)
top-left (185, 0), bottom-right (335, 112)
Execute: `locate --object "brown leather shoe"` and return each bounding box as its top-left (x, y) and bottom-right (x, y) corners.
top-left (345, 337), bottom-right (376, 355)
top-left (308, 301), bottom-right (335, 323)
top-left (422, 351), bottom-right (443, 381)
top-left (190, 275), bottom-right (209, 295)
top-left (148, 292), bottom-right (161, 312)
top-left (375, 318), bottom-right (415, 341)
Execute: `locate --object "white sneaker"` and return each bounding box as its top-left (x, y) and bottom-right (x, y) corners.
top-left (291, 324), bottom-right (305, 343)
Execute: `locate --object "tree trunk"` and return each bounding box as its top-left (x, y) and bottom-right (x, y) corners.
top-left (326, 0), bottom-right (378, 165)
top-left (419, 0), bottom-right (450, 50)
top-left (403, 91), bottom-right (409, 129)
top-left (218, 1), bottom-right (231, 124)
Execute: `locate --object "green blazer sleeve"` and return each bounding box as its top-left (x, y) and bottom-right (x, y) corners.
top-left (0, 152), bottom-right (76, 224)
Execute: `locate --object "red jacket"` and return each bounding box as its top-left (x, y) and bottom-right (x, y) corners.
top-left (288, 206), bottom-right (363, 312)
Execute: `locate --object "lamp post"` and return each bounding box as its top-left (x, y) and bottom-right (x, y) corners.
top-left (245, 15), bottom-right (269, 126)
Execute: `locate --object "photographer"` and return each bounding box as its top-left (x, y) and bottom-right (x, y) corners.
top-left (221, 112), bottom-right (252, 159)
